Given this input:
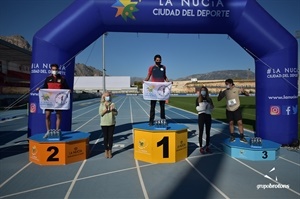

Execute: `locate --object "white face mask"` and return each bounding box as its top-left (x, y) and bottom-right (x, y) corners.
top-left (200, 91), bottom-right (206, 96)
top-left (226, 84), bottom-right (230, 89)
top-left (105, 96), bottom-right (110, 101)
top-left (52, 70), bottom-right (58, 75)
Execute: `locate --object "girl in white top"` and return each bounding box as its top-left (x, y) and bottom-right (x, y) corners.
top-left (196, 86), bottom-right (214, 154)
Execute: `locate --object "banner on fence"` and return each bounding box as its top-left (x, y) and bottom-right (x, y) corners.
top-left (143, 81), bottom-right (172, 100)
top-left (39, 89), bottom-right (70, 110)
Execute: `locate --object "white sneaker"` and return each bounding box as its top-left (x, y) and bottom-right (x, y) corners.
top-left (43, 130), bottom-right (50, 139)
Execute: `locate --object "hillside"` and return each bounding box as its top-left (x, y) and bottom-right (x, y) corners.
top-left (1, 35), bottom-right (255, 81)
top-left (176, 69), bottom-right (255, 81)
top-left (74, 63), bottom-right (103, 76)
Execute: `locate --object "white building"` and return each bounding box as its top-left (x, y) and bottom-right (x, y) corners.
top-left (73, 76), bottom-right (138, 93)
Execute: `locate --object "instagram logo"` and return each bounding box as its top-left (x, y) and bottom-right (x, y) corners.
top-left (270, 106), bottom-right (280, 115)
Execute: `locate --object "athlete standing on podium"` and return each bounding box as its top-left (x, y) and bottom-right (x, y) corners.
top-left (144, 54), bottom-right (169, 126)
top-left (40, 64), bottom-right (70, 138)
top-left (217, 78), bottom-right (249, 143)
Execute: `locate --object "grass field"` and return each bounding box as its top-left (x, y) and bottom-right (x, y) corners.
top-left (168, 96), bottom-right (300, 139)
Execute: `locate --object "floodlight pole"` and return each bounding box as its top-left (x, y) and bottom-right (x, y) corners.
top-left (102, 32), bottom-right (107, 93)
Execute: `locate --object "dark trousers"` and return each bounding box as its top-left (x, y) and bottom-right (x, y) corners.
top-left (149, 100), bottom-right (165, 122)
top-left (198, 113), bottom-right (212, 147)
top-left (101, 125), bottom-right (115, 150)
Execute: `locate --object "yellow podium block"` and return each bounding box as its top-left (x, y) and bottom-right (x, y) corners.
top-left (29, 131), bottom-right (90, 165)
top-left (133, 123), bottom-right (188, 163)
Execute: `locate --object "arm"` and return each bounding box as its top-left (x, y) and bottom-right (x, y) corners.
top-left (144, 73), bottom-right (150, 81)
top-left (208, 97), bottom-right (214, 109)
top-left (110, 103), bottom-right (118, 116)
top-left (217, 90), bottom-right (225, 101)
top-left (62, 77), bottom-right (70, 90)
top-left (36, 77), bottom-right (48, 91)
top-left (42, 77), bottom-right (48, 89)
top-left (196, 97), bottom-right (207, 112)
top-left (99, 103), bottom-right (108, 117)
top-left (164, 66), bottom-right (169, 82)
top-left (240, 88), bottom-right (250, 96)
top-left (144, 66), bottom-right (151, 81)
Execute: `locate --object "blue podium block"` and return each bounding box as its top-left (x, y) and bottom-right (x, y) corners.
top-left (222, 137), bottom-right (281, 161)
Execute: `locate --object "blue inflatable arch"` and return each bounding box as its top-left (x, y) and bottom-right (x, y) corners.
top-left (29, 0), bottom-right (298, 145)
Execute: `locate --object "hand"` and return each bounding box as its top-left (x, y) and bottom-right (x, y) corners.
top-left (110, 104), bottom-right (115, 109)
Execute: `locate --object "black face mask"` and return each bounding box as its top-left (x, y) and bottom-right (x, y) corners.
top-left (155, 62), bottom-right (161, 66)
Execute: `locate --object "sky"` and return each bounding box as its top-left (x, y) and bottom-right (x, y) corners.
top-left (0, 0), bottom-right (299, 79)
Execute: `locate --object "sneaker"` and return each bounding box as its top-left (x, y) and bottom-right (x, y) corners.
top-left (200, 147), bottom-right (205, 154)
top-left (43, 130), bottom-right (50, 139)
top-left (240, 135), bottom-right (248, 143)
top-left (57, 129), bottom-right (61, 137)
top-left (148, 121), bottom-right (154, 126)
top-left (230, 135), bottom-right (235, 142)
top-left (205, 146), bottom-right (211, 153)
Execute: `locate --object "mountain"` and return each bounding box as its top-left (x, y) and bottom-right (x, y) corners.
top-left (1, 35), bottom-right (255, 81)
top-left (74, 63), bottom-right (103, 76)
top-left (0, 35), bottom-right (32, 51)
top-left (175, 70), bottom-right (255, 81)
top-left (0, 35), bottom-right (104, 76)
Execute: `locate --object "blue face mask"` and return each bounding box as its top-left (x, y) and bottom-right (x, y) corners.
top-left (105, 96), bottom-right (110, 101)
top-left (201, 91), bottom-right (206, 96)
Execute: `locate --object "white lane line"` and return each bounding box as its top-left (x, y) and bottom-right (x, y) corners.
top-left (211, 144), bottom-right (300, 197)
top-left (0, 162), bottom-right (32, 189)
top-left (0, 116), bottom-right (25, 123)
top-left (64, 160), bottom-right (86, 199)
top-left (164, 103), bottom-right (300, 195)
top-left (64, 113), bottom-right (100, 198)
top-left (131, 96), bottom-right (149, 199)
top-left (0, 163), bottom-right (155, 199)
top-left (64, 96), bottom-right (128, 198)
top-left (186, 159), bottom-right (230, 199)
top-left (279, 156), bottom-right (300, 166)
top-left (167, 105), bottom-right (300, 166)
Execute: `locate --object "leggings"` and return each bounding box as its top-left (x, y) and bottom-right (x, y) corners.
top-left (149, 100), bottom-right (166, 122)
top-left (198, 113), bottom-right (212, 147)
top-left (101, 125), bottom-right (115, 150)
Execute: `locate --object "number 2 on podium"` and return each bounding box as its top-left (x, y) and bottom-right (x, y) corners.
top-left (157, 136), bottom-right (169, 158)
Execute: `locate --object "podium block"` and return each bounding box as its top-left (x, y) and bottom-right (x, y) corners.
top-left (29, 131), bottom-right (90, 165)
top-left (133, 123), bottom-right (188, 163)
top-left (222, 137), bottom-right (281, 161)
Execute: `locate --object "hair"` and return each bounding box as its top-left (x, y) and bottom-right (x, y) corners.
top-left (50, 63), bottom-right (59, 70)
top-left (225, 78), bottom-right (234, 85)
top-left (154, 54), bottom-right (162, 61)
top-left (197, 86), bottom-right (209, 103)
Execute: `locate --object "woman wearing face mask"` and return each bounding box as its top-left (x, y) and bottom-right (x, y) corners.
top-left (196, 86), bottom-right (214, 154)
top-left (99, 91), bottom-right (118, 158)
